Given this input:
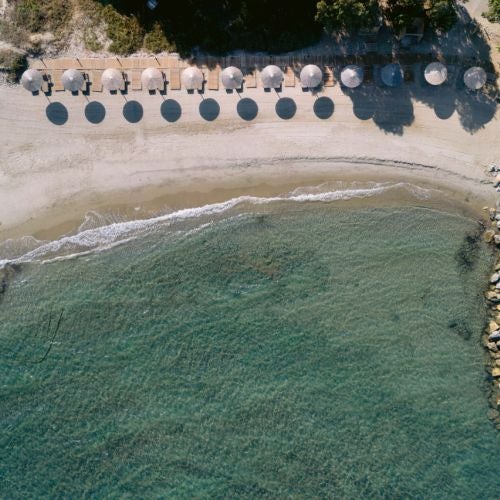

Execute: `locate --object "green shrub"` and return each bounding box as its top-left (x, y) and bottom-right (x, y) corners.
top-left (102, 5), bottom-right (143, 55)
top-left (316, 0), bottom-right (381, 33)
top-left (427, 0), bottom-right (458, 32)
top-left (83, 28), bottom-right (103, 52)
top-left (11, 0), bottom-right (71, 34)
top-left (144, 22), bottom-right (175, 53)
top-left (0, 19), bottom-right (29, 47)
top-left (11, 0), bottom-right (45, 32)
top-left (0, 49), bottom-right (27, 81)
top-left (484, 0), bottom-right (500, 22)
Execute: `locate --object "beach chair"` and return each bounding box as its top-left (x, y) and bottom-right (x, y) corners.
top-left (284, 67), bottom-right (295, 87)
top-left (207, 68), bottom-right (219, 90)
top-left (323, 67), bottom-right (335, 87)
top-left (90, 70), bottom-right (103, 92)
top-left (130, 70), bottom-right (142, 91)
top-left (51, 70), bottom-right (64, 91)
top-left (169, 68), bottom-right (181, 90)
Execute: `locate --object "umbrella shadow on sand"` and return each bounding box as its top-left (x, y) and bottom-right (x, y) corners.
top-left (46, 102), bottom-right (68, 126)
top-left (160, 99), bottom-right (182, 122)
top-left (84, 101), bottom-right (106, 124)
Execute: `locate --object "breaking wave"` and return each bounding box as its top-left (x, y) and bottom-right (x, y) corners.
top-left (0, 182), bottom-right (435, 267)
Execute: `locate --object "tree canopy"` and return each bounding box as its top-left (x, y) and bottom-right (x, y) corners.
top-left (315, 1), bottom-right (381, 33)
top-left (484, 0), bottom-right (500, 23)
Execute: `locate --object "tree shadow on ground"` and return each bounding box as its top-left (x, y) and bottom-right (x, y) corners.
top-left (341, 6), bottom-right (497, 135)
top-left (343, 85), bottom-right (414, 135)
top-left (406, 5), bottom-right (497, 134)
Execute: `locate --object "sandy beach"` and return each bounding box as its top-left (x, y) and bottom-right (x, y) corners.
top-left (0, 76), bottom-right (498, 242)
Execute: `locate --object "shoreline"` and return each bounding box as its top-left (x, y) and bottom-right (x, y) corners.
top-left (0, 80), bottom-right (498, 241)
top-left (0, 159), bottom-right (496, 243)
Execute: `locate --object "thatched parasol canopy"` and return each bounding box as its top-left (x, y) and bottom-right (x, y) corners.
top-left (340, 65), bottom-right (364, 88)
top-left (261, 65), bottom-right (284, 89)
top-left (102, 68), bottom-right (124, 91)
top-left (62, 69), bottom-right (84, 92)
top-left (221, 66), bottom-right (244, 89)
top-left (381, 63), bottom-right (404, 87)
top-left (141, 68), bottom-right (164, 90)
top-left (299, 64), bottom-right (322, 88)
top-left (21, 69), bottom-right (43, 92)
top-left (463, 66), bottom-right (487, 90)
top-left (424, 62), bottom-right (447, 86)
top-left (181, 67), bottom-right (204, 90)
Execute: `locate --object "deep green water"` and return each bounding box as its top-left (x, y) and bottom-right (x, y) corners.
top-left (1, 201), bottom-right (499, 498)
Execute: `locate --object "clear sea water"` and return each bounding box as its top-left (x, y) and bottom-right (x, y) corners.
top-left (1, 186), bottom-right (499, 498)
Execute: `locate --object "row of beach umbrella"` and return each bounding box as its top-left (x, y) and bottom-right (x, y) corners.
top-left (21, 62), bottom-right (488, 93)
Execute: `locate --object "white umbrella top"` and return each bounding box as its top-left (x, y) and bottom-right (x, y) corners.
top-left (141, 67), bottom-right (164, 90)
top-left (299, 64), bottom-right (322, 88)
top-left (102, 68), bottom-right (124, 91)
top-left (381, 63), bottom-right (404, 88)
top-left (340, 65), bottom-right (364, 88)
top-left (62, 69), bottom-right (84, 92)
top-left (181, 67), bottom-right (204, 90)
top-left (261, 65), bottom-right (284, 89)
top-left (463, 66), bottom-right (487, 90)
top-left (21, 69), bottom-right (43, 92)
top-left (424, 62), bottom-right (447, 86)
top-left (221, 66), bottom-right (244, 89)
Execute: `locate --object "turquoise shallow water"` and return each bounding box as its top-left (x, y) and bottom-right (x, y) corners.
top-left (1, 200), bottom-right (499, 498)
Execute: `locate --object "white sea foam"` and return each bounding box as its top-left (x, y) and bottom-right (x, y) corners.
top-left (0, 182), bottom-right (435, 267)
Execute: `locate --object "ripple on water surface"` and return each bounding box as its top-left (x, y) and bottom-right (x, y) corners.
top-left (0, 202), bottom-right (498, 497)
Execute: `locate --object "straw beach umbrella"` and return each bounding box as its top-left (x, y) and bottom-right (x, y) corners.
top-left (141, 67), bottom-right (164, 90)
top-left (261, 65), bottom-right (284, 89)
top-left (102, 68), bottom-right (123, 91)
top-left (221, 66), bottom-right (244, 89)
top-left (463, 66), bottom-right (487, 90)
top-left (181, 67), bottom-right (204, 90)
top-left (381, 63), bottom-right (404, 87)
top-left (62, 69), bottom-right (84, 92)
top-left (340, 65), bottom-right (364, 88)
top-left (299, 64), bottom-right (322, 88)
top-left (21, 69), bottom-right (43, 92)
top-left (424, 62), bottom-right (447, 86)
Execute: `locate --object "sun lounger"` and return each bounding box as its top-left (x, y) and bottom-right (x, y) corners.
top-left (284, 67), bottom-right (295, 87)
top-left (130, 70), bottom-right (142, 91)
top-left (323, 67), bottom-right (335, 87)
top-left (169, 68), bottom-right (181, 90)
top-left (51, 70), bottom-right (64, 91)
top-left (207, 68), bottom-right (219, 90)
top-left (90, 70), bottom-right (103, 92)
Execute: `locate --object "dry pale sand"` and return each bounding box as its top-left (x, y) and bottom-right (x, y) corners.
top-left (0, 80), bottom-right (498, 242)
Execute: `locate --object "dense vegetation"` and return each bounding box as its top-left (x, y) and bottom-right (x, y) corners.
top-left (484, 0), bottom-right (500, 23)
top-left (316, 0), bottom-right (460, 33)
top-left (1, 0), bottom-right (467, 56)
top-left (96, 0), bottom-right (464, 54)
